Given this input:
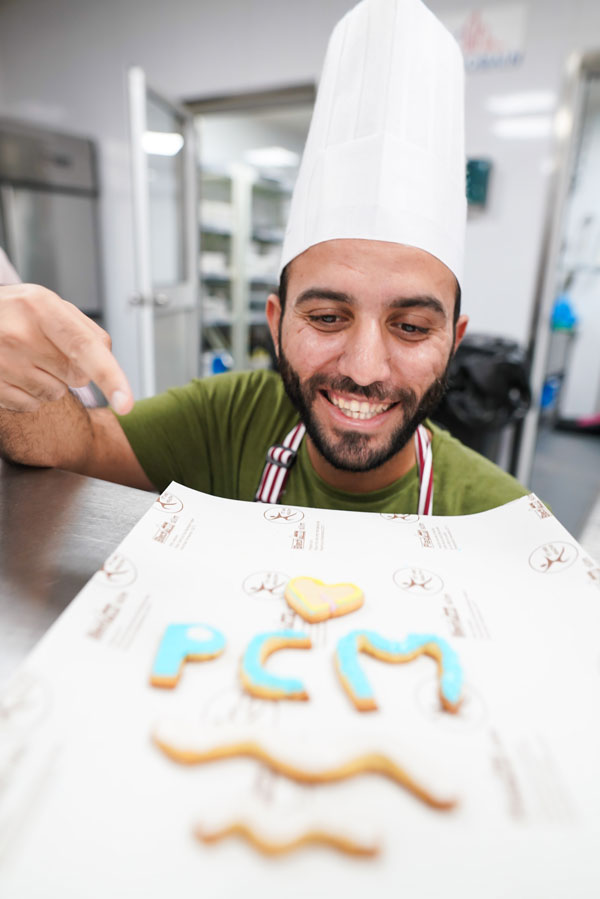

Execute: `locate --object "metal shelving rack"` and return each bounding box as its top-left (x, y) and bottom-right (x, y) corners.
top-left (199, 164), bottom-right (291, 373)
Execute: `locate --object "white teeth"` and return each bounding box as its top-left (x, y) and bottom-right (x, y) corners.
top-left (329, 394), bottom-right (391, 420)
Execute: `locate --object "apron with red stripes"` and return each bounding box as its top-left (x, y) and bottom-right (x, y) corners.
top-left (255, 422), bottom-right (434, 515)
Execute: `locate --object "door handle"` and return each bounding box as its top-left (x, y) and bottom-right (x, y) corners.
top-left (128, 293), bottom-right (171, 307)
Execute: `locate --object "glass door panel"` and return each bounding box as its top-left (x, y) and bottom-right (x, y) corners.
top-left (129, 67), bottom-right (199, 397)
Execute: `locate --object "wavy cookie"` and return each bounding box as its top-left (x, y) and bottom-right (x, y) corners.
top-left (284, 576), bottom-right (364, 623)
top-left (335, 630), bottom-right (463, 713)
top-left (240, 629), bottom-right (311, 700)
top-left (150, 623), bottom-right (226, 688)
top-left (196, 821), bottom-right (378, 857)
top-left (152, 722), bottom-right (457, 810)
top-left (194, 817), bottom-right (380, 857)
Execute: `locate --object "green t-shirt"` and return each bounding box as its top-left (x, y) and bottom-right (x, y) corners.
top-left (117, 369), bottom-right (528, 515)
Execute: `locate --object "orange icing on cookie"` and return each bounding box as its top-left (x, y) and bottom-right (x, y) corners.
top-left (284, 576), bottom-right (364, 623)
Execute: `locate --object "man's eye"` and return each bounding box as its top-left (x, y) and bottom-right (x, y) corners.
top-left (395, 322), bottom-right (429, 336)
top-left (309, 314), bottom-right (342, 325)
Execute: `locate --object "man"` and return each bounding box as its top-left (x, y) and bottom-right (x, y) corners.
top-left (0, 0), bottom-right (527, 514)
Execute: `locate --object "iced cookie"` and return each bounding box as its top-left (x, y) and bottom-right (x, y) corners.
top-left (335, 630), bottom-right (463, 713)
top-left (150, 623), bottom-right (225, 688)
top-left (240, 629), bottom-right (311, 701)
top-left (284, 576), bottom-right (364, 623)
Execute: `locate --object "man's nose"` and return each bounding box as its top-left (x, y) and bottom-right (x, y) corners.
top-left (337, 320), bottom-right (392, 386)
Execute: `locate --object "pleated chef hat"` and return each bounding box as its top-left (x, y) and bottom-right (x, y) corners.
top-left (280, 0), bottom-right (466, 283)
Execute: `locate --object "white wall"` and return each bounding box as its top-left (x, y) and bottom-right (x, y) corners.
top-left (1, 0), bottom-right (600, 395)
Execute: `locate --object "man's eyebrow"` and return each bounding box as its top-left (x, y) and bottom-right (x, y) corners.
top-left (294, 288), bottom-right (355, 306)
top-left (293, 289), bottom-right (447, 319)
top-left (387, 296), bottom-right (447, 319)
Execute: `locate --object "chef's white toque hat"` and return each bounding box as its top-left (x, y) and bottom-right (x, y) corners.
top-left (280, 0), bottom-right (466, 284)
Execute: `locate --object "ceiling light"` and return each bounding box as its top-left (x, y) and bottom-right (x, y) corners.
top-left (492, 115), bottom-right (553, 140)
top-left (244, 146), bottom-right (300, 168)
top-left (554, 107), bottom-right (572, 140)
top-left (486, 91), bottom-right (556, 116)
top-left (142, 131), bottom-right (184, 156)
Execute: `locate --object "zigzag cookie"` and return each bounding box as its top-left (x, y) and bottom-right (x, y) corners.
top-left (195, 820), bottom-right (378, 858)
top-left (194, 795), bottom-right (379, 857)
top-left (240, 629), bottom-right (311, 700)
top-left (284, 576), bottom-right (364, 623)
top-left (150, 623), bottom-right (226, 688)
top-left (335, 630), bottom-right (463, 713)
top-left (152, 722), bottom-right (457, 810)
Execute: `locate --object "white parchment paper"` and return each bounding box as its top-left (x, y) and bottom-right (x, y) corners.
top-left (1, 486), bottom-right (599, 897)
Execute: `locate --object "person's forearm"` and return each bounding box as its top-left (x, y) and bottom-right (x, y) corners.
top-left (0, 390), bottom-right (93, 470)
top-left (0, 284), bottom-right (152, 489)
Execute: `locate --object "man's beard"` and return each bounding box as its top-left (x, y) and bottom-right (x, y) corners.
top-left (277, 346), bottom-right (452, 474)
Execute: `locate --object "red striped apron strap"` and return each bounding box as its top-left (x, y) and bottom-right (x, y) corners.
top-left (414, 424), bottom-right (434, 515)
top-left (255, 422), bottom-right (306, 504)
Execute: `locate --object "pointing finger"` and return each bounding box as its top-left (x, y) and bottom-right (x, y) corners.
top-left (38, 300), bottom-right (134, 415)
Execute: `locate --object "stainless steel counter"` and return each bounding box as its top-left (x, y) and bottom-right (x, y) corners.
top-left (0, 459), bottom-right (154, 685)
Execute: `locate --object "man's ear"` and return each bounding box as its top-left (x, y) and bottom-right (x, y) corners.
top-left (266, 293), bottom-right (282, 357)
top-left (453, 314), bottom-right (469, 353)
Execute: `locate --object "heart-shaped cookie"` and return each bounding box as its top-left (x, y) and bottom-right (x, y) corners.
top-left (284, 576), bottom-right (364, 623)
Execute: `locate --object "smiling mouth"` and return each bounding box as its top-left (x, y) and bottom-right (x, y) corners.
top-left (323, 390), bottom-right (396, 421)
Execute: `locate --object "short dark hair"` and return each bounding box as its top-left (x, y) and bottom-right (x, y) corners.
top-left (277, 260), bottom-right (462, 327)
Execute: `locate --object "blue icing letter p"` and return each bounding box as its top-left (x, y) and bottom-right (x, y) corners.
top-left (150, 623), bottom-right (226, 688)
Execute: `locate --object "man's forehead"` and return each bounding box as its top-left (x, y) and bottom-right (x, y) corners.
top-left (285, 239), bottom-right (457, 308)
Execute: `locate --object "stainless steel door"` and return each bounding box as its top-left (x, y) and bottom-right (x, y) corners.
top-left (0, 120), bottom-right (103, 314)
top-left (129, 68), bottom-right (199, 397)
top-left (1, 185), bottom-right (102, 313)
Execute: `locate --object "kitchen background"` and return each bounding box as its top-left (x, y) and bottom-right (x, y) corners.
top-left (0, 0), bottom-right (599, 546)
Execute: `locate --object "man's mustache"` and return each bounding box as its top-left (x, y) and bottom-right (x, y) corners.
top-left (306, 374), bottom-right (415, 405)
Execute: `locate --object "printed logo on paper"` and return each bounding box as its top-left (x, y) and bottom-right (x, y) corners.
top-left (527, 495), bottom-right (552, 520)
top-left (263, 506), bottom-right (304, 523)
top-left (582, 557), bottom-right (600, 590)
top-left (242, 570), bottom-right (289, 598)
top-left (381, 513), bottom-right (419, 523)
top-left (153, 492), bottom-right (184, 514)
top-left (528, 542), bottom-right (578, 574)
top-left (291, 522), bottom-right (306, 550)
top-left (393, 566), bottom-right (444, 596)
top-left (95, 552), bottom-right (137, 587)
top-left (153, 515), bottom-right (179, 544)
top-left (417, 522), bottom-right (434, 549)
top-left (443, 596), bottom-right (467, 638)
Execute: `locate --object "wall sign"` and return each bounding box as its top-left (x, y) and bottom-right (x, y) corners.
top-left (441, 4), bottom-right (528, 71)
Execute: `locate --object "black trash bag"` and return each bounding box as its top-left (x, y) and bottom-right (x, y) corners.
top-left (433, 334), bottom-right (531, 456)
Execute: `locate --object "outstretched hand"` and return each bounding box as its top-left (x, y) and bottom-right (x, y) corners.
top-left (0, 284), bottom-right (134, 414)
